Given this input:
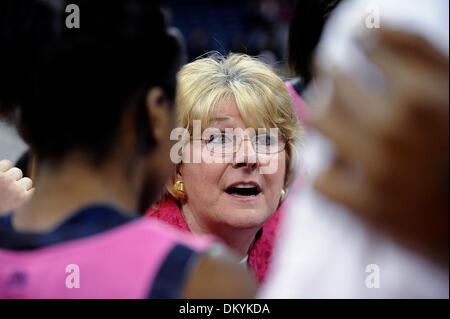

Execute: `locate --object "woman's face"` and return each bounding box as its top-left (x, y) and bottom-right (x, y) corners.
top-left (180, 96), bottom-right (286, 230)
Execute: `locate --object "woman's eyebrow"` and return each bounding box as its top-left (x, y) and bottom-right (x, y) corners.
top-left (210, 116), bottom-right (232, 122)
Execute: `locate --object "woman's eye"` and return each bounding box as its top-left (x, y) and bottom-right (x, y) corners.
top-left (208, 134), bottom-right (231, 144)
top-left (256, 135), bottom-right (274, 145)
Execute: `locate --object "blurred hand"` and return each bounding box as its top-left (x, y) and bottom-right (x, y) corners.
top-left (312, 29), bottom-right (449, 265)
top-left (0, 159), bottom-right (34, 215)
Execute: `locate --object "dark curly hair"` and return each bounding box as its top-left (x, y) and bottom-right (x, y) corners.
top-left (0, 0), bottom-right (183, 162)
top-left (287, 0), bottom-right (342, 84)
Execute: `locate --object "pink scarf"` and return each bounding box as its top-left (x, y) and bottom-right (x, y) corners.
top-left (145, 197), bottom-right (284, 284)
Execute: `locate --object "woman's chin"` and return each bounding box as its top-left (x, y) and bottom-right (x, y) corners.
top-left (220, 192), bottom-right (266, 213)
top-left (218, 195), bottom-right (273, 229)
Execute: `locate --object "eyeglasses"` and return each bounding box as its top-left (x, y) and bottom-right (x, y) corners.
top-left (195, 133), bottom-right (288, 155)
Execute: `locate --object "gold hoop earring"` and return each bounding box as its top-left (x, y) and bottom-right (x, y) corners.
top-left (280, 189), bottom-right (286, 202)
top-left (174, 180), bottom-right (185, 193)
top-left (173, 180), bottom-right (186, 199)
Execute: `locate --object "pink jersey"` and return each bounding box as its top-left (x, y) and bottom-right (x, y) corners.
top-left (0, 205), bottom-right (212, 298)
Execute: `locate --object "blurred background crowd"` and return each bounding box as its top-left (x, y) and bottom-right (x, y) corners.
top-left (162, 0), bottom-right (295, 68)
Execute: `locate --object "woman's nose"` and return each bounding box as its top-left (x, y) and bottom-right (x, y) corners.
top-left (232, 138), bottom-right (259, 169)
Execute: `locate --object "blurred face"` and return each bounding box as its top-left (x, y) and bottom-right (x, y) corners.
top-left (180, 96), bottom-right (286, 230)
top-left (137, 88), bottom-right (176, 212)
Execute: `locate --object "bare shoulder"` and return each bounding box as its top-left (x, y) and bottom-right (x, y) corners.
top-left (182, 244), bottom-right (258, 299)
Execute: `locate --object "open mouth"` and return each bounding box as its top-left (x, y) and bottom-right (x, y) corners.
top-left (225, 183), bottom-right (261, 197)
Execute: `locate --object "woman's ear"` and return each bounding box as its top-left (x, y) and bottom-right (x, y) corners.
top-left (145, 87), bottom-right (173, 145)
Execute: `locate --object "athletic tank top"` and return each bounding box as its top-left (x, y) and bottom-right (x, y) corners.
top-left (0, 204), bottom-right (212, 298)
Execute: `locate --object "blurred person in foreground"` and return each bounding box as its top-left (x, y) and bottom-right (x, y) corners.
top-left (0, 107), bottom-right (32, 214)
top-left (0, 159), bottom-right (33, 215)
top-left (278, 0), bottom-right (343, 212)
top-left (285, 0), bottom-right (342, 125)
top-left (0, 0), bottom-right (255, 298)
top-left (260, 0), bottom-right (449, 298)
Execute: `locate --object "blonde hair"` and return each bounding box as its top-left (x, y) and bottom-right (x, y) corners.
top-left (166, 53), bottom-right (304, 201)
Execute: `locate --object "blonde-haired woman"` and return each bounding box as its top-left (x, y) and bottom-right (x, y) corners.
top-left (146, 53), bottom-right (304, 283)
